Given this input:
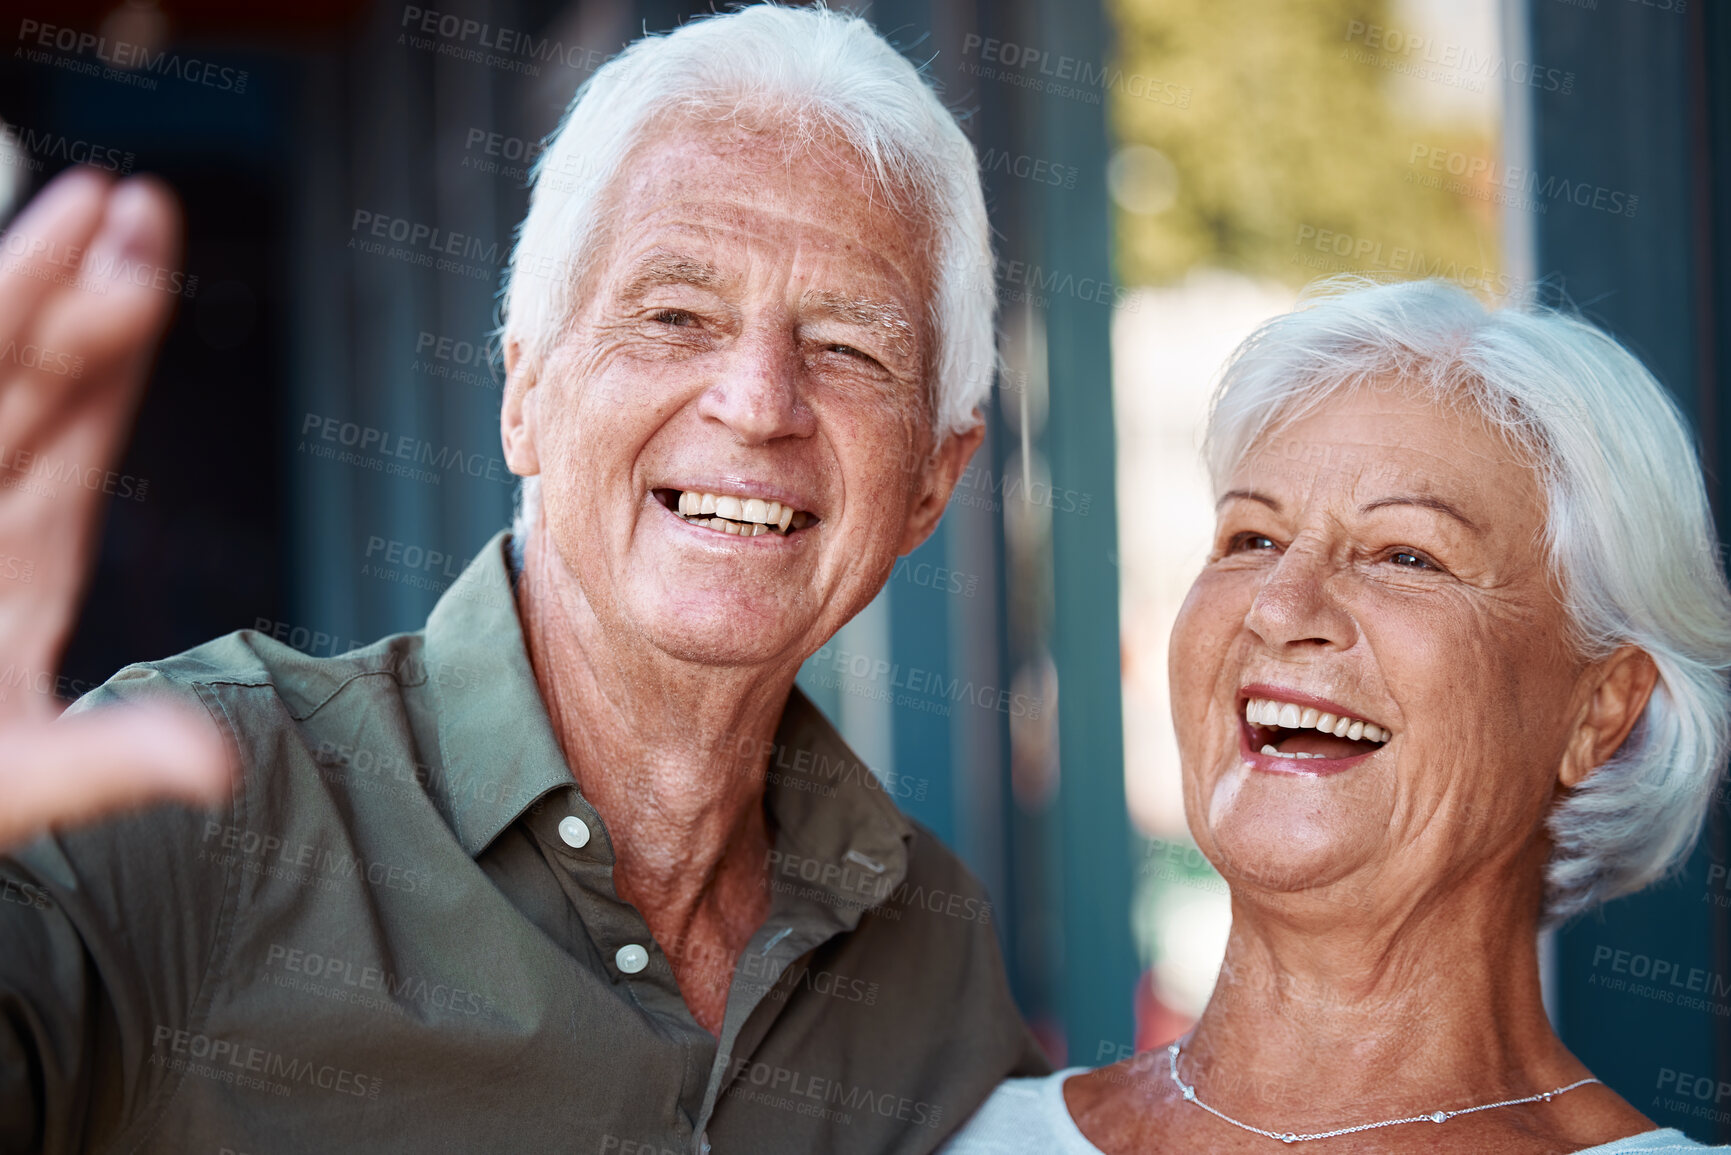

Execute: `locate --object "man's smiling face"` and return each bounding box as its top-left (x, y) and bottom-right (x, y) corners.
top-left (503, 118), bottom-right (981, 670)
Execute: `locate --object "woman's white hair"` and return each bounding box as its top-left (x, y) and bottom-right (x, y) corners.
top-left (1205, 277), bottom-right (1731, 925)
top-left (499, 2), bottom-right (994, 549)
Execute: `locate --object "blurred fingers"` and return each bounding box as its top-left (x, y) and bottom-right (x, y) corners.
top-left (0, 702), bottom-right (233, 851)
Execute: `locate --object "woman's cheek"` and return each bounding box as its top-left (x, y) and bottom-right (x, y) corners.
top-left (1170, 575), bottom-right (1239, 756)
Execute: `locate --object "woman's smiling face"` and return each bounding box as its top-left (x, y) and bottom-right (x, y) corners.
top-left (1170, 384), bottom-right (1591, 913)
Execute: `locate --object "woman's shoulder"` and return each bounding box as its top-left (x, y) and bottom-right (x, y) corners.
top-left (940, 1068), bottom-right (1105, 1155)
top-left (1576, 1129), bottom-right (1731, 1152)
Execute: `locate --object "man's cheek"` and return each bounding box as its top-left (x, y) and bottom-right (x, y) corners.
top-left (584, 348), bottom-right (694, 415)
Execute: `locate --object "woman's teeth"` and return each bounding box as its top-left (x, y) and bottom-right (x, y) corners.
top-left (675, 490), bottom-right (809, 535)
top-left (1245, 696), bottom-right (1392, 760)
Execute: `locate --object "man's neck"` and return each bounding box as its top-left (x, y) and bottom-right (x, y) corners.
top-left (514, 526), bottom-right (786, 1033)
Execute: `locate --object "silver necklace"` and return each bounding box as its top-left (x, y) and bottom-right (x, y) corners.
top-left (1166, 1038), bottom-right (1600, 1144)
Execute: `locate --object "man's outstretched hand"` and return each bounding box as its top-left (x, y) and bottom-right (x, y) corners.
top-left (0, 166), bottom-right (231, 852)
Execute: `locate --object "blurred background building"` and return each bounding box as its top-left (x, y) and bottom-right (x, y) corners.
top-left (3, 0), bottom-right (1728, 1140)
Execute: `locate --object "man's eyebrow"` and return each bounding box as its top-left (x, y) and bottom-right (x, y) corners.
top-left (619, 251), bottom-right (724, 296)
top-left (1217, 488), bottom-right (1280, 511)
top-left (801, 289), bottom-right (917, 359)
top-left (1360, 494), bottom-right (1483, 533)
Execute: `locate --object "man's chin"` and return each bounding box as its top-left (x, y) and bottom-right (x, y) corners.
top-left (631, 610), bottom-right (810, 672)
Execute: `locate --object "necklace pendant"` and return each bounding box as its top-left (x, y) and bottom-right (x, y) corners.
top-left (1280, 1133), bottom-right (1298, 1144)
top-left (1429, 1112), bottom-right (1447, 1123)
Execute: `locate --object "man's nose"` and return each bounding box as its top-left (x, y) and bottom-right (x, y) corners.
top-left (1242, 543), bottom-right (1355, 651)
top-left (695, 328), bottom-right (817, 444)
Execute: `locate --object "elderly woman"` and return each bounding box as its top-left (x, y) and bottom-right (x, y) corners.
top-left (948, 279), bottom-right (1731, 1153)
top-left (0, 6), bottom-right (1047, 1153)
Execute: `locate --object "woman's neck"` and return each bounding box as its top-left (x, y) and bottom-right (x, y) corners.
top-left (1066, 851), bottom-right (1659, 1154)
top-left (1181, 868), bottom-right (1575, 1121)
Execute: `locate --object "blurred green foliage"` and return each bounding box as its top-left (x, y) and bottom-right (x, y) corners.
top-left (1106, 0), bottom-right (1502, 288)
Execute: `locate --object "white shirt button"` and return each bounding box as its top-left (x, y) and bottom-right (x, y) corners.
top-left (615, 943), bottom-right (649, 974)
top-left (558, 815), bottom-right (590, 849)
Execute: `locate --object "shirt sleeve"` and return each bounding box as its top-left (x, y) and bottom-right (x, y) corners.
top-left (0, 665), bottom-right (240, 1155)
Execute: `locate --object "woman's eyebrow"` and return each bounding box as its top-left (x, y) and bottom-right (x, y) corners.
top-left (1359, 494), bottom-right (1483, 533)
top-left (1216, 488), bottom-right (1279, 511)
top-left (1215, 489), bottom-right (1483, 535)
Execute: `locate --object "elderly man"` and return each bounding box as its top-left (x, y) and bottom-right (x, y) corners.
top-left (0, 6), bottom-right (1047, 1153)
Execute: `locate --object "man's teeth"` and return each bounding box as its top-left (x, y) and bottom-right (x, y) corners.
top-left (676, 490), bottom-right (802, 534)
top-left (1244, 697), bottom-right (1391, 744)
top-left (686, 517), bottom-right (772, 537)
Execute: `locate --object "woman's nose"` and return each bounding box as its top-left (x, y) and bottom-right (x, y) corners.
top-left (1242, 543), bottom-right (1355, 651)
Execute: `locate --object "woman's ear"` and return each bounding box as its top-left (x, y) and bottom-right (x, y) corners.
top-left (501, 338), bottom-right (541, 477)
top-left (1558, 646), bottom-right (1658, 788)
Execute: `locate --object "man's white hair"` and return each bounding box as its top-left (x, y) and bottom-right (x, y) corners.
top-left (499, 2), bottom-right (994, 551)
top-left (1205, 277), bottom-right (1731, 925)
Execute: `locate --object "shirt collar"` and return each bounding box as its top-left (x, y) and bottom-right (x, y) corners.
top-left (760, 690), bottom-right (913, 913)
top-left (419, 531), bottom-right (916, 887)
top-left (420, 531), bottom-right (573, 857)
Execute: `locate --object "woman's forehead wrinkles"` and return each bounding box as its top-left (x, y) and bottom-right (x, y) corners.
top-left (1233, 437), bottom-right (1505, 527)
top-left (1252, 431), bottom-right (1472, 483)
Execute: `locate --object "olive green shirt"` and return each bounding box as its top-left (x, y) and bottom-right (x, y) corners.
top-left (0, 532), bottom-right (1046, 1154)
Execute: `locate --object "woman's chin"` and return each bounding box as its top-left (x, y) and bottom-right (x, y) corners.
top-left (1201, 775), bottom-right (1385, 899)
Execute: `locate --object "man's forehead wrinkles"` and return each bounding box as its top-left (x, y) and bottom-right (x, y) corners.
top-left (620, 212), bottom-right (911, 275)
top-left (634, 197), bottom-right (862, 245)
top-left (613, 209), bottom-right (779, 271)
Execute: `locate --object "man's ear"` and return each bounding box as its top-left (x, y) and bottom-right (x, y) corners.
top-left (897, 412), bottom-right (987, 555)
top-left (1558, 645), bottom-right (1658, 788)
top-left (500, 338), bottom-right (541, 477)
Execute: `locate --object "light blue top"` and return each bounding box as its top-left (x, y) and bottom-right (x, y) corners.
top-left (941, 1069), bottom-right (1730, 1154)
